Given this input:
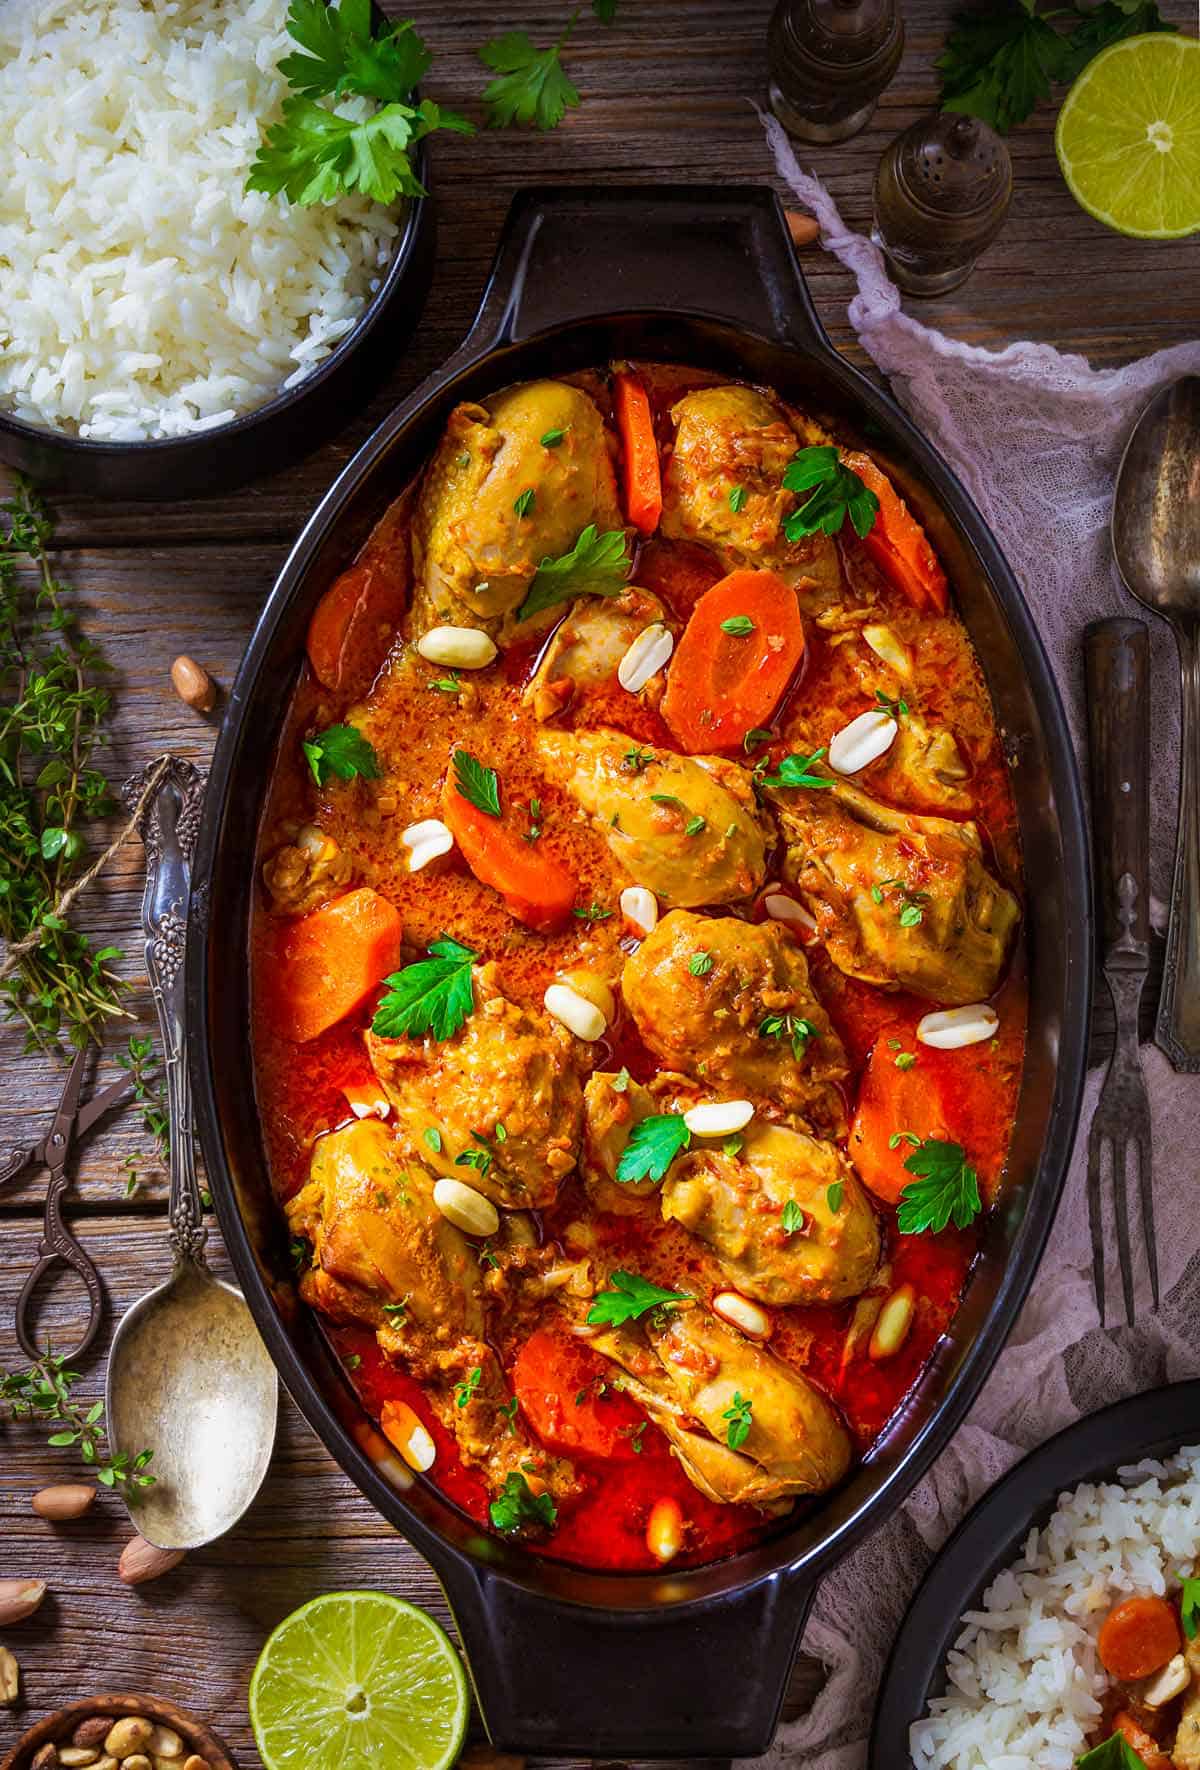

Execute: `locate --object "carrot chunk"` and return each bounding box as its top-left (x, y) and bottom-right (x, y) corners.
top-left (843, 452), bottom-right (948, 614)
top-left (1098, 1596), bottom-right (1181, 1681)
top-left (441, 771), bottom-right (576, 933)
top-left (513, 1328), bottom-right (644, 1458)
top-left (272, 887), bottom-right (403, 1044)
top-left (662, 567), bottom-right (804, 754)
top-left (612, 370), bottom-right (663, 537)
top-left (849, 1035), bottom-right (960, 1206)
top-left (307, 560), bottom-right (407, 694)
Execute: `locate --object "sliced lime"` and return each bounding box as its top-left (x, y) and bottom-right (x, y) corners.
top-left (249, 1590), bottom-right (469, 1770)
top-left (1055, 34), bottom-right (1200, 240)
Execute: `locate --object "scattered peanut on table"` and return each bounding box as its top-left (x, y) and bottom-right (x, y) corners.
top-left (31, 1484), bottom-right (96, 1522)
top-left (169, 655), bottom-right (218, 713)
top-left (0, 1577), bottom-right (46, 1625)
top-left (0, 1645), bottom-right (20, 1706)
top-left (117, 1537), bottom-right (186, 1586)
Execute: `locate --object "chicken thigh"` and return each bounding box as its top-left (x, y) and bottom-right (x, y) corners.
top-left (537, 727), bottom-right (769, 907)
top-left (769, 777), bottom-right (1019, 1004)
top-left (588, 1302), bottom-right (851, 1508)
top-left (622, 910), bottom-right (849, 1137)
top-left (366, 962), bottom-right (583, 1210)
top-left (412, 380), bottom-right (625, 638)
top-left (522, 586), bottom-right (670, 721)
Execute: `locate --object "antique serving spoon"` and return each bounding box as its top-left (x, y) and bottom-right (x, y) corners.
top-left (1112, 375), bottom-right (1200, 1072)
top-left (106, 758), bottom-right (278, 1549)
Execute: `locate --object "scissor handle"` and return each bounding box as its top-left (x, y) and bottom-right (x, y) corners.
top-left (15, 1212), bottom-right (104, 1364)
top-left (0, 1146), bottom-right (32, 1189)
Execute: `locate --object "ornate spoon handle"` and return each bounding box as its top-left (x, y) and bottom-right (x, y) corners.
top-left (123, 757), bottom-right (209, 1265)
top-left (1157, 618), bottom-right (1200, 1072)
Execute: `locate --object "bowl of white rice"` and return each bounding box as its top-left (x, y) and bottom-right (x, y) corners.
top-left (871, 1383), bottom-right (1200, 1770)
top-left (0, 0), bottom-right (434, 498)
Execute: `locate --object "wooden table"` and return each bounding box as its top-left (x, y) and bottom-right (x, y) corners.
top-left (1, 0), bottom-right (1194, 1761)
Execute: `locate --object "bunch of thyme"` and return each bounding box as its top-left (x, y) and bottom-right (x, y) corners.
top-left (0, 479), bottom-right (125, 1053)
top-left (116, 1032), bottom-right (170, 1197)
top-left (1, 1352), bottom-right (154, 1490)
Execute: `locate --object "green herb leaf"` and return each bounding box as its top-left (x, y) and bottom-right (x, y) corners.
top-left (372, 936), bottom-right (477, 1041)
top-left (728, 485), bottom-right (748, 514)
top-left (302, 722), bottom-right (380, 787)
top-left (781, 1199), bottom-right (806, 1235)
top-left (452, 748), bottom-right (501, 818)
top-left (1058, 0), bottom-right (1176, 82)
top-left (593, 0), bottom-right (618, 21)
top-left (896, 1138), bottom-right (982, 1235)
top-left (782, 447), bottom-right (879, 542)
top-left (586, 1269), bottom-right (690, 1326)
top-left (540, 427), bottom-right (567, 447)
top-left (720, 614), bottom-right (754, 635)
top-left (759, 747), bottom-right (834, 790)
top-left (423, 1127), bottom-right (442, 1153)
top-left (499, 1396), bottom-right (519, 1434)
top-left (684, 814), bottom-right (706, 836)
top-left (615, 1113), bottom-right (691, 1185)
top-left (278, 0), bottom-right (431, 102)
top-left (623, 744), bottom-right (655, 773)
top-left (875, 688), bottom-right (909, 718)
top-left (759, 1012), bottom-right (819, 1060)
top-left (513, 488), bottom-right (536, 518)
top-left (689, 951), bottom-right (714, 977)
top-left (456, 1146), bottom-right (493, 1179)
top-left (895, 1051), bottom-right (917, 1071)
top-left (744, 727), bottom-right (773, 753)
top-left (247, 95), bottom-right (467, 207)
top-left (382, 1298), bottom-right (408, 1323)
top-left (722, 1390), bottom-right (753, 1450)
top-left (611, 1066), bottom-right (631, 1093)
top-left (1075, 1733), bottom-right (1151, 1770)
top-left (826, 1180), bottom-right (845, 1213)
top-left (455, 1366), bottom-right (482, 1408)
top-left (516, 524), bottom-right (632, 622)
top-left (479, 26), bottom-right (581, 131)
top-left (489, 1471), bottom-right (558, 1533)
top-left (1180, 1572), bottom-right (1200, 1639)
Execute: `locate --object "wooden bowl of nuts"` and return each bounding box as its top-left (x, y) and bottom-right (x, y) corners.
top-left (0, 1693), bottom-right (237, 1770)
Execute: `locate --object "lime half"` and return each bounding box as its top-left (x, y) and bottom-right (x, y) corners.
top-left (1055, 33), bottom-right (1200, 239)
top-left (249, 1590), bottom-right (469, 1770)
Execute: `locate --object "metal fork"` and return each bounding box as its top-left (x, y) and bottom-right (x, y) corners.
top-left (1085, 618), bottom-right (1157, 1325)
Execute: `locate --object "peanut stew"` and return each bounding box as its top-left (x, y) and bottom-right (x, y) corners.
top-left (251, 364), bottom-right (1026, 1572)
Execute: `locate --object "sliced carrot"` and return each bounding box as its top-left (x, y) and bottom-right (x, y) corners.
top-left (513, 1328), bottom-right (643, 1459)
top-left (441, 771), bottom-right (576, 933)
top-left (843, 452), bottom-right (948, 615)
top-left (1098, 1595), bottom-right (1181, 1681)
top-left (612, 370), bottom-right (663, 537)
top-left (848, 1035), bottom-right (961, 1206)
top-left (272, 887), bottom-right (403, 1044)
top-left (1113, 1711), bottom-right (1171, 1770)
top-left (662, 567), bottom-right (804, 754)
top-left (306, 560), bottom-right (407, 695)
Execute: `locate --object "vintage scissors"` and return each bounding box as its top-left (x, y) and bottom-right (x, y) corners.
top-left (0, 1046), bottom-right (132, 1362)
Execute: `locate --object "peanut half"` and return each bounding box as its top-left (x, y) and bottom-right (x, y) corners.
top-left (0, 1576), bottom-right (46, 1624)
top-left (117, 1537), bottom-right (186, 1586)
top-left (0, 1645), bottom-right (19, 1705)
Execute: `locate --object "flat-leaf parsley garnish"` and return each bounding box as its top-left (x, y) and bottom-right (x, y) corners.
top-left (452, 748), bottom-right (502, 818)
top-left (896, 1137), bottom-right (982, 1235)
top-left (516, 524), bottom-right (631, 622)
top-left (489, 1470), bottom-right (557, 1533)
top-left (479, 22), bottom-right (581, 132)
top-left (586, 1270), bottom-right (690, 1327)
top-left (302, 722), bottom-right (379, 786)
top-left (372, 936), bottom-right (476, 1041)
top-left (615, 1113), bottom-right (691, 1185)
top-left (782, 446), bottom-right (879, 542)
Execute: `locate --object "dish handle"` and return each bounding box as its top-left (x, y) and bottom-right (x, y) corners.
top-left (460, 184), bottom-right (830, 357)
top-left (437, 1556), bottom-right (818, 1757)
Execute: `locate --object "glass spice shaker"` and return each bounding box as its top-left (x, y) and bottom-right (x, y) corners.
top-left (767, 0), bottom-right (904, 146)
top-left (872, 112), bottom-right (1013, 297)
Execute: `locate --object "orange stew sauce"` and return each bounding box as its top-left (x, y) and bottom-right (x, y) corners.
top-left (250, 363), bottom-right (1026, 1572)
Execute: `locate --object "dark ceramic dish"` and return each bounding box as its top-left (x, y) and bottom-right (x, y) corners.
top-left (870, 1381), bottom-right (1200, 1769)
top-left (188, 186), bottom-right (1092, 1759)
top-left (0, 146), bottom-right (432, 501)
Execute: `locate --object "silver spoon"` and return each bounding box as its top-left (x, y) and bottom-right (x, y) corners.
top-left (1112, 375), bottom-right (1200, 1072)
top-left (106, 757), bottom-right (278, 1549)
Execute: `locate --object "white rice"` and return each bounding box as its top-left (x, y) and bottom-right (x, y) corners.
top-left (910, 1443), bottom-right (1200, 1770)
top-left (0, 0), bottom-right (400, 440)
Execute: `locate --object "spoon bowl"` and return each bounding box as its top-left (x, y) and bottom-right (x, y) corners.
top-left (1111, 375), bottom-right (1200, 1071)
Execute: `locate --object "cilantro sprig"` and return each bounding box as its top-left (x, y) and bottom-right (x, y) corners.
top-left (896, 1137), bottom-right (982, 1235)
top-left (615, 1113), bottom-right (691, 1185)
top-left (587, 1270), bottom-right (690, 1327)
top-left (372, 936), bottom-right (477, 1041)
top-left (516, 524), bottom-right (632, 622)
top-left (302, 722), bottom-right (379, 786)
top-left (783, 447), bottom-right (879, 543)
top-left (489, 1470), bottom-right (557, 1534)
top-left (479, 17), bottom-right (582, 131)
top-left (248, 0), bottom-right (472, 207)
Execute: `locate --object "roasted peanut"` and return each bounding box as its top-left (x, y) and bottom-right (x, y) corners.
top-left (0, 1645), bottom-right (19, 1705)
top-left (58, 1751), bottom-right (100, 1768)
top-left (117, 1536), bottom-right (186, 1586)
top-left (0, 1576), bottom-right (46, 1623)
top-left (72, 1719), bottom-right (115, 1750)
top-left (148, 1727), bottom-right (183, 1760)
top-left (104, 1717), bottom-right (153, 1757)
top-left (122, 1756), bottom-right (152, 1770)
top-left (180, 1758), bottom-right (209, 1770)
top-left (33, 1484), bottom-right (97, 1522)
top-left (170, 655), bottom-right (218, 713)
top-left (785, 208), bottom-right (821, 248)
top-left (31, 1747), bottom-right (58, 1770)
top-left (96, 1759), bottom-right (120, 1770)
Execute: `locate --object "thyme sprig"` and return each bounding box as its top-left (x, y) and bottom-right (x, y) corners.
top-left (116, 1033), bottom-right (170, 1197)
top-left (1, 1352), bottom-right (155, 1490)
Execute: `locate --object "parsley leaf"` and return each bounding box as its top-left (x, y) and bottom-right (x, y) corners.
top-left (489, 1471), bottom-right (557, 1533)
top-left (689, 951), bottom-right (714, 977)
top-left (302, 722), bottom-right (379, 786)
top-left (759, 747), bottom-right (834, 790)
top-left (1180, 1572), bottom-right (1200, 1639)
top-left (248, 95), bottom-right (469, 207)
top-left (938, 6), bottom-right (1069, 133)
top-left (586, 1269), bottom-right (690, 1326)
top-left (479, 25), bottom-right (581, 131)
top-left (516, 524), bottom-right (632, 622)
top-left (278, 0), bottom-right (430, 101)
top-left (372, 936), bottom-right (476, 1041)
top-left (722, 1391), bottom-right (753, 1450)
top-left (452, 748), bottom-right (501, 818)
top-left (721, 615), bottom-right (755, 635)
top-left (896, 1138), bottom-right (983, 1235)
top-left (1058, 0), bottom-right (1176, 81)
top-left (782, 447), bottom-right (879, 542)
top-left (1075, 1733), bottom-right (1151, 1770)
top-left (615, 1113), bottom-right (691, 1185)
